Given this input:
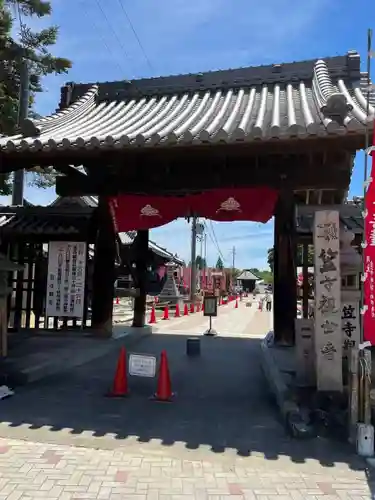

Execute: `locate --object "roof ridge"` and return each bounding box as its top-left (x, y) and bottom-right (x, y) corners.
top-left (64, 52), bottom-right (358, 104)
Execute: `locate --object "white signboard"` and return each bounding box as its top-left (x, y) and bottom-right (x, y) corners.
top-left (46, 242), bottom-right (87, 318)
top-left (342, 301), bottom-right (360, 352)
top-left (129, 354), bottom-right (156, 377)
top-left (314, 211), bottom-right (343, 392)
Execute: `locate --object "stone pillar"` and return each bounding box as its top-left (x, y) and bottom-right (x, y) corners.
top-left (132, 230), bottom-right (149, 328)
top-left (91, 197), bottom-right (117, 337)
top-left (273, 191), bottom-right (297, 345)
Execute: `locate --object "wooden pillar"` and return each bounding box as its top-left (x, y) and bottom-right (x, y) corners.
top-left (132, 230), bottom-right (149, 328)
top-left (273, 191), bottom-right (297, 345)
top-left (302, 241), bottom-right (309, 319)
top-left (91, 197), bottom-right (116, 336)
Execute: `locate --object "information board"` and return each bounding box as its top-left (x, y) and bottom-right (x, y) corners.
top-left (46, 241), bottom-right (87, 318)
top-left (129, 354), bottom-right (156, 377)
top-left (203, 295), bottom-right (218, 317)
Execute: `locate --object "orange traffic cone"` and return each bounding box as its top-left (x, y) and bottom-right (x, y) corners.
top-left (235, 299), bottom-right (238, 309)
top-left (149, 306), bottom-right (157, 324)
top-left (201, 301), bottom-right (204, 312)
top-left (196, 302), bottom-right (201, 312)
top-left (152, 350), bottom-right (174, 402)
top-left (107, 347), bottom-right (128, 397)
top-left (175, 303), bottom-right (180, 318)
top-left (190, 303), bottom-right (195, 314)
top-left (219, 297), bottom-right (222, 306)
top-left (183, 303), bottom-right (189, 316)
top-left (114, 297), bottom-right (120, 305)
top-left (162, 305), bottom-right (169, 320)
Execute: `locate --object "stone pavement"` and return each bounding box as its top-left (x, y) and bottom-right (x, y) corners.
top-left (0, 303), bottom-right (371, 499)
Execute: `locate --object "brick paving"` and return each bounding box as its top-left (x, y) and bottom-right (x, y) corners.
top-left (0, 304), bottom-right (371, 498)
top-left (0, 437), bottom-right (371, 499)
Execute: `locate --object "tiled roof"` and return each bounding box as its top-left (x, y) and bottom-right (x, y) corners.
top-left (296, 203), bottom-right (363, 235)
top-left (0, 209), bottom-right (93, 236)
top-left (237, 270), bottom-right (259, 281)
top-left (1, 51), bottom-right (373, 153)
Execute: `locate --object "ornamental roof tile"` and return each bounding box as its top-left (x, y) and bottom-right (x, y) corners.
top-left (1, 51), bottom-right (373, 154)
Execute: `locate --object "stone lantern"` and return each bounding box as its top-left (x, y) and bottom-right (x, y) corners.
top-left (0, 253), bottom-right (24, 358)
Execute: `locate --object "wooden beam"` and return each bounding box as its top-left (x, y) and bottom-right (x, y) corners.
top-left (273, 191), bottom-right (297, 345)
top-left (56, 161), bottom-right (351, 196)
top-left (302, 241), bottom-right (310, 319)
top-left (0, 132), bottom-right (366, 170)
top-left (91, 197), bottom-right (116, 336)
top-left (132, 230), bottom-right (149, 328)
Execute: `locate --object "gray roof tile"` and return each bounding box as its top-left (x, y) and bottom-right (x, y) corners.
top-left (237, 270), bottom-right (259, 281)
top-left (1, 52), bottom-right (373, 154)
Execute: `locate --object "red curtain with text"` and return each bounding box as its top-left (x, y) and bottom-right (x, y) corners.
top-left (109, 187), bottom-right (278, 232)
top-left (364, 124), bottom-right (375, 343)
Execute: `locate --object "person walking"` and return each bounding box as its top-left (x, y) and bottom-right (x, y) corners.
top-left (265, 291), bottom-right (272, 312)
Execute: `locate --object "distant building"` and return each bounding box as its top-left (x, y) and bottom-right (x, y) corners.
top-left (236, 270), bottom-right (259, 292)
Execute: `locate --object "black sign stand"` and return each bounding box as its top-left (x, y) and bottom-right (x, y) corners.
top-left (203, 295), bottom-right (218, 336)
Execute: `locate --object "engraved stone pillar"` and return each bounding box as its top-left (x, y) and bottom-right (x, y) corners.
top-left (314, 210), bottom-right (342, 393)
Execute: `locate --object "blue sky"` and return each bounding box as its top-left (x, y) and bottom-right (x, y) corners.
top-left (1, 0), bottom-right (374, 269)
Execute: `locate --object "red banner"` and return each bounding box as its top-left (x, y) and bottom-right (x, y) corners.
top-left (109, 187), bottom-right (278, 232)
top-left (364, 125), bottom-right (375, 343)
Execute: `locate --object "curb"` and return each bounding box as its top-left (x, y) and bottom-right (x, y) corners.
top-left (260, 331), bottom-right (315, 439)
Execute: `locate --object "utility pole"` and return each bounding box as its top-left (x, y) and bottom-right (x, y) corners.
top-left (190, 216), bottom-right (198, 301)
top-left (12, 57), bottom-right (29, 206)
top-left (231, 246), bottom-right (236, 290)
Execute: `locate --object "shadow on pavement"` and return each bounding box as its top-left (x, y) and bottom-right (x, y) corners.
top-left (0, 332), bottom-right (365, 472)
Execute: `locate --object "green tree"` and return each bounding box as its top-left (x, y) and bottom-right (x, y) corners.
top-left (267, 248), bottom-right (274, 272)
top-left (267, 244), bottom-right (314, 272)
top-left (215, 256), bottom-right (224, 269)
top-left (0, 0), bottom-right (71, 194)
top-left (249, 268), bottom-right (260, 277)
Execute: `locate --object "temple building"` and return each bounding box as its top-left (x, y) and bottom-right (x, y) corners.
top-left (0, 50), bottom-right (373, 343)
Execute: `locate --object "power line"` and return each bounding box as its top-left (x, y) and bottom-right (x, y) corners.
top-left (79, 0), bottom-right (125, 76)
top-left (209, 220), bottom-right (225, 261)
top-left (204, 220), bottom-right (225, 262)
top-left (115, 0), bottom-right (154, 73)
top-left (92, 0), bottom-right (135, 78)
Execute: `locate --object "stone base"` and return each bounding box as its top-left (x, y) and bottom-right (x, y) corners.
top-left (260, 331), bottom-right (314, 439)
top-left (204, 328), bottom-right (218, 337)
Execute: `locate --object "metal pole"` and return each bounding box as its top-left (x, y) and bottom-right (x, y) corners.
top-left (232, 246), bottom-right (236, 289)
top-left (12, 58), bottom-right (29, 206)
top-left (204, 233), bottom-right (207, 266)
top-left (190, 216), bottom-right (197, 300)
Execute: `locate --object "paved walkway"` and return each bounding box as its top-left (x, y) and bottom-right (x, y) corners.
top-left (0, 302), bottom-right (372, 498)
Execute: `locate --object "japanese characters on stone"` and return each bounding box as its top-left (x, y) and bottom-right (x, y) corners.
top-left (46, 242), bottom-right (87, 319)
top-left (314, 211), bottom-right (342, 392)
top-left (341, 302), bottom-right (360, 351)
